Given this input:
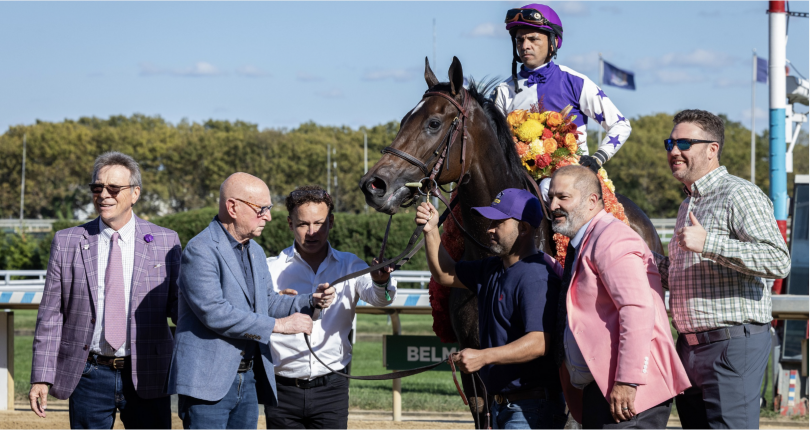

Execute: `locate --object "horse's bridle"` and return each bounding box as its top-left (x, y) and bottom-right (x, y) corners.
top-left (380, 87), bottom-right (552, 223)
top-left (381, 88), bottom-right (472, 197)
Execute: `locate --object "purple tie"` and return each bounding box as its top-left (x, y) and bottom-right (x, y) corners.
top-left (104, 232), bottom-right (126, 350)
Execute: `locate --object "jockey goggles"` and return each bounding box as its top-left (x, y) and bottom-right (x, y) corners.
top-left (505, 8), bottom-right (552, 26)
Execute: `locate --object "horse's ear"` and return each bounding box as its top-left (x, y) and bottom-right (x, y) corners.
top-left (425, 57), bottom-right (439, 89)
top-left (448, 56), bottom-right (464, 96)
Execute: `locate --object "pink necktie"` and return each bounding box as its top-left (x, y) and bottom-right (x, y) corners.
top-left (104, 232), bottom-right (126, 350)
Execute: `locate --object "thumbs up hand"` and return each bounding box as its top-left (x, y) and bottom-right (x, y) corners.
top-left (675, 212), bottom-right (707, 254)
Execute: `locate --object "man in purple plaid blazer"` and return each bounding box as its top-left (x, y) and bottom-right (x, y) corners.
top-left (30, 152), bottom-right (181, 429)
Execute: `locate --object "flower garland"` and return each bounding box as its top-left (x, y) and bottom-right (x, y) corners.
top-left (428, 192), bottom-right (464, 343)
top-left (507, 105), bottom-right (582, 180)
top-left (508, 104), bottom-right (628, 264)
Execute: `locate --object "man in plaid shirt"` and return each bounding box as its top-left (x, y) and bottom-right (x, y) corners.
top-left (656, 110), bottom-right (790, 429)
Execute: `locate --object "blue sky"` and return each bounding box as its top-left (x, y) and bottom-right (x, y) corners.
top-left (1, 1), bottom-right (807, 134)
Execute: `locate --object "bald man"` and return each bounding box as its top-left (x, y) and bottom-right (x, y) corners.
top-left (167, 173), bottom-right (336, 429)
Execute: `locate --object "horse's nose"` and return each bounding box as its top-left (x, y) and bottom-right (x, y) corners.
top-left (363, 176), bottom-right (388, 198)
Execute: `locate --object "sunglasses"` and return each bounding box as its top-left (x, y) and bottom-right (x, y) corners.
top-left (664, 138), bottom-right (715, 152)
top-left (234, 198), bottom-right (273, 217)
top-left (88, 183), bottom-right (133, 196)
top-left (505, 8), bottom-right (550, 26)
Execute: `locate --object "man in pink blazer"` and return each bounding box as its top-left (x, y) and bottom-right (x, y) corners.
top-left (548, 165), bottom-right (690, 429)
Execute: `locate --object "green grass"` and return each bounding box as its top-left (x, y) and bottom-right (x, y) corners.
top-left (348, 340), bottom-right (467, 412)
top-left (14, 335), bottom-right (33, 400)
top-left (13, 309), bottom-right (38, 331)
top-left (355, 313), bottom-right (436, 335)
top-left (10, 311), bottom-right (800, 417)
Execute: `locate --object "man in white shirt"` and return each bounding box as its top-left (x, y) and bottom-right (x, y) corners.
top-left (264, 185), bottom-right (396, 429)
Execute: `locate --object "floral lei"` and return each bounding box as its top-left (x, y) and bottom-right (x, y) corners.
top-left (508, 102), bottom-right (628, 264)
top-left (428, 104), bottom-right (630, 341)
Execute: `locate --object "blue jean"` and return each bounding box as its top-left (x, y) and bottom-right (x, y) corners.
top-left (68, 357), bottom-right (171, 429)
top-left (178, 368), bottom-right (259, 429)
top-left (491, 395), bottom-right (567, 429)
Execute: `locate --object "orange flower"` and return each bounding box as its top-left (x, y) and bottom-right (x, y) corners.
top-left (543, 138), bottom-right (557, 154)
top-left (546, 111), bottom-right (563, 128)
top-left (507, 110), bottom-right (529, 129)
top-left (564, 133), bottom-right (578, 154)
top-left (515, 141), bottom-right (530, 157)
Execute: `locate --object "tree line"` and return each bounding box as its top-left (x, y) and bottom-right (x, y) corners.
top-left (0, 113), bottom-right (806, 220)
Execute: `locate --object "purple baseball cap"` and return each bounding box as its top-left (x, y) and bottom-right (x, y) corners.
top-left (472, 188), bottom-right (543, 228)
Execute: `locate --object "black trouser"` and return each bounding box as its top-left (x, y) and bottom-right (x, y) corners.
top-left (675, 324), bottom-right (771, 429)
top-left (264, 373), bottom-right (350, 429)
top-left (581, 381), bottom-right (672, 429)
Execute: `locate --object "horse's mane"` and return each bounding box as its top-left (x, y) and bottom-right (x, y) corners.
top-left (427, 79), bottom-right (527, 185)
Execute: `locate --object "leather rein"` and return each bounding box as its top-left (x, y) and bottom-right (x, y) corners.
top-left (300, 87), bottom-right (571, 429)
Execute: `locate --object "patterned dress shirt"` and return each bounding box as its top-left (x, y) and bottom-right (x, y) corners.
top-left (657, 167), bottom-right (791, 334)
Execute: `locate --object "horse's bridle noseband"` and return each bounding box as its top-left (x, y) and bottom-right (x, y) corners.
top-left (381, 88), bottom-right (472, 197)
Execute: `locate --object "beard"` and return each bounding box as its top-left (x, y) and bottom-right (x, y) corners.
top-left (488, 226), bottom-right (519, 257)
top-left (551, 198), bottom-right (590, 238)
top-left (671, 147), bottom-right (710, 184)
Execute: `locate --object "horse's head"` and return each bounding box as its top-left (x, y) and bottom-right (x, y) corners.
top-left (360, 57), bottom-right (472, 214)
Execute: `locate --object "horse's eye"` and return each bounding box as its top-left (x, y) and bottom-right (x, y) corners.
top-left (427, 119), bottom-right (441, 129)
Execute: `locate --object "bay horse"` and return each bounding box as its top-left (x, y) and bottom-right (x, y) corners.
top-left (359, 57), bottom-right (662, 426)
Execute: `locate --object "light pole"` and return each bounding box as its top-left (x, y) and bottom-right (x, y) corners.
top-left (19, 133), bottom-right (26, 237)
top-left (364, 131), bottom-right (368, 214)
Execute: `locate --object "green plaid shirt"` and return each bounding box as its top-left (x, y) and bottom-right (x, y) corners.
top-left (657, 166), bottom-right (791, 334)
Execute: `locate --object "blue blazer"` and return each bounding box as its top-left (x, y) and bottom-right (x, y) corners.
top-left (167, 218), bottom-right (313, 403)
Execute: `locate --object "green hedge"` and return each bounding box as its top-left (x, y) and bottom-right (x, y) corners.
top-left (2, 209), bottom-right (428, 271)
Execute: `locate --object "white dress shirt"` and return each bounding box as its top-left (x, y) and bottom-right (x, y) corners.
top-left (91, 214), bottom-right (136, 357)
top-left (267, 243), bottom-right (397, 379)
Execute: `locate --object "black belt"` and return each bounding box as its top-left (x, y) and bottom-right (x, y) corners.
top-left (494, 388), bottom-right (550, 405)
top-left (276, 368), bottom-right (347, 389)
top-left (238, 359), bottom-right (254, 373)
top-left (88, 354), bottom-right (129, 370)
top-left (682, 323), bottom-right (769, 346)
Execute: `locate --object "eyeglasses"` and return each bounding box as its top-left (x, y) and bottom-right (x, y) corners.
top-left (664, 138), bottom-right (715, 152)
top-left (234, 198), bottom-right (273, 217)
top-left (88, 183), bottom-right (133, 196)
top-left (289, 189), bottom-right (330, 200)
top-left (505, 8), bottom-right (550, 26)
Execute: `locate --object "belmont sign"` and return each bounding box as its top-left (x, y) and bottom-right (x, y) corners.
top-left (383, 335), bottom-right (460, 371)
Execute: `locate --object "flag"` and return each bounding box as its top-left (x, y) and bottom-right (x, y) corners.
top-left (756, 57), bottom-right (768, 83)
top-left (602, 60), bottom-right (635, 90)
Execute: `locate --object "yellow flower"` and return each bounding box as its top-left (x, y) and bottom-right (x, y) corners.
top-left (598, 168), bottom-right (609, 180)
top-left (529, 138), bottom-right (545, 156)
top-left (514, 119), bottom-right (545, 142)
top-left (538, 112), bottom-right (550, 123)
top-left (507, 110), bottom-right (529, 129)
top-left (528, 112), bottom-right (543, 121)
top-left (604, 178), bottom-right (616, 194)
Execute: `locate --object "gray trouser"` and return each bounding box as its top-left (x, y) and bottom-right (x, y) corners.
top-left (675, 323), bottom-right (771, 429)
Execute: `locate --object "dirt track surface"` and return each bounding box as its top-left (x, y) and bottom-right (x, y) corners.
top-left (1, 410), bottom-right (473, 429)
top-left (4, 406), bottom-right (806, 429)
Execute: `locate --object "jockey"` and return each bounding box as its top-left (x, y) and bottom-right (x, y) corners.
top-left (493, 3), bottom-right (632, 178)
